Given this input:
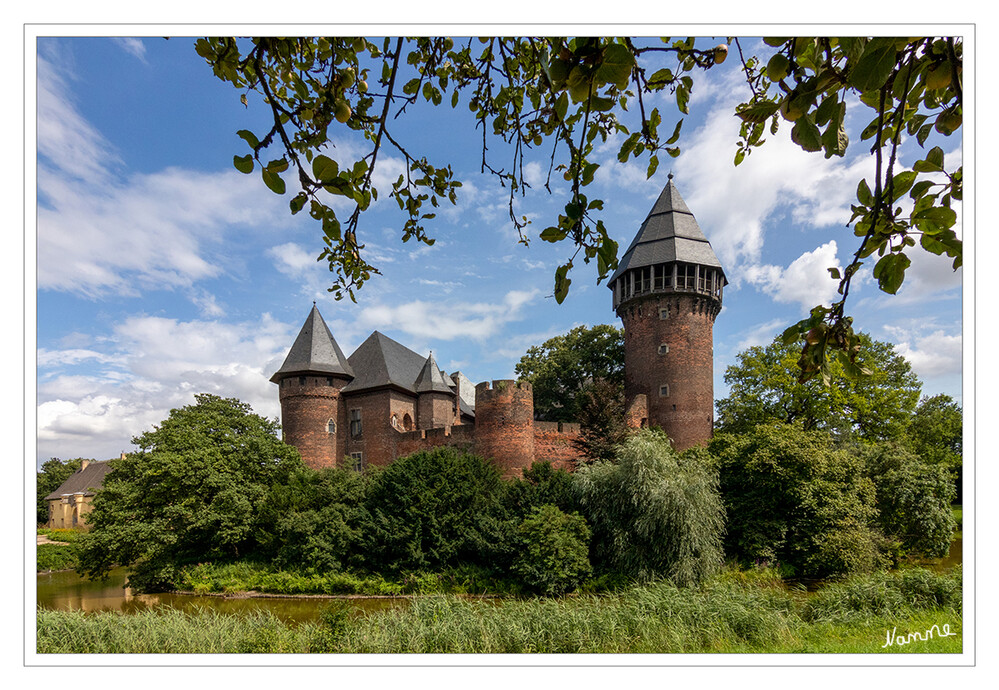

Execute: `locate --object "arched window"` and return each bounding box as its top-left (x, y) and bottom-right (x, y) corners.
top-left (326, 419), bottom-right (336, 434)
top-left (390, 413), bottom-right (399, 429)
top-left (403, 413), bottom-right (414, 431)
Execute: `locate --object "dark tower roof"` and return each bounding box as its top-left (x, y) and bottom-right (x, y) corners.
top-left (609, 175), bottom-right (726, 284)
top-left (269, 304), bottom-right (354, 383)
top-left (414, 351), bottom-right (455, 394)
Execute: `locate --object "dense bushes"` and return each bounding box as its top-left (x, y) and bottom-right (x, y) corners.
top-left (713, 424), bottom-right (886, 578)
top-left (712, 424), bottom-right (956, 578)
top-left (512, 505), bottom-right (592, 595)
top-left (576, 429), bottom-right (725, 586)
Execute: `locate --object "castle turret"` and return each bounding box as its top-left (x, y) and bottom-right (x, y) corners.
top-left (473, 380), bottom-right (535, 477)
top-left (414, 351), bottom-right (456, 430)
top-left (270, 304), bottom-right (354, 469)
top-left (608, 175), bottom-right (726, 450)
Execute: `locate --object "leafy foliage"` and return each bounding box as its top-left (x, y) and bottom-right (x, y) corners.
top-left (741, 37), bottom-right (963, 380)
top-left (76, 394), bottom-right (303, 590)
top-left (906, 394), bottom-right (963, 468)
top-left (863, 443), bottom-right (956, 559)
top-left (503, 460), bottom-right (579, 520)
top-left (574, 428), bottom-right (725, 585)
top-left (711, 424), bottom-right (887, 578)
top-left (574, 377), bottom-right (629, 462)
top-left (715, 333), bottom-right (921, 442)
top-left (512, 505), bottom-right (592, 596)
top-left (199, 36), bottom-right (961, 381)
top-left (259, 466), bottom-right (368, 573)
top-left (36, 457), bottom-right (85, 524)
top-left (360, 447), bottom-right (510, 574)
top-left (515, 324), bottom-right (624, 422)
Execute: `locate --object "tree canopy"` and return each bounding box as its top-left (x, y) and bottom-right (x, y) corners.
top-left (197, 36), bottom-right (961, 379)
top-left (514, 324), bottom-right (623, 422)
top-left (76, 394), bottom-right (303, 590)
top-left (715, 333), bottom-right (921, 442)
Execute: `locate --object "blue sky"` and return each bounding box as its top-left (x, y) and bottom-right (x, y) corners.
top-left (32, 33), bottom-right (965, 467)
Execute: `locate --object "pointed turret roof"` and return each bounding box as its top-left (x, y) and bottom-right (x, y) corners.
top-left (269, 304), bottom-right (354, 383)
top-left (609, 175), bottom-right (726, 284)
top-left (414, 351), bottom-right (455, 394)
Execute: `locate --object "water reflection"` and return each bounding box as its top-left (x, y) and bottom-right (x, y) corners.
top-left (36, 568), bottom-right (407, 625)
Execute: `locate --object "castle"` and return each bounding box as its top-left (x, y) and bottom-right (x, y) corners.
top-left (271, 176), bottom-right (726, 476)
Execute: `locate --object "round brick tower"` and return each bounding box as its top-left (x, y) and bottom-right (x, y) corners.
top-left (608, 175), bottom-right (726, 450)
top-left (270, 304), bottom-right (355, 469)
top-left (473, 380), bottom-right (535, 477)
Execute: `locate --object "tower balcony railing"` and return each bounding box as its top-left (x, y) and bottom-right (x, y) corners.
top-left (613, 262), bottom-right (724, 310)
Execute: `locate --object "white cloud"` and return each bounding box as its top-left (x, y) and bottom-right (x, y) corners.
top-left (358, 289), bottom-right (541, 341)
top-left (894, 330), bottom-right (963, 380)
top-left (36, 54), bottom-right (289, 298)
top-left (743, 241), bottom-right (842, 313)
top-left (36, 313), bottom-right (296, 463)
top-left (112, 38), bottom-right (147, 62)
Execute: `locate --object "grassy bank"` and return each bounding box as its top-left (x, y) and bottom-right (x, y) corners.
top-left (177, 561), bottom-right (520, 596)
top-left (37, 544), bottom-right (78, 573)
top-left (37, 566), bottom-right (962, 654)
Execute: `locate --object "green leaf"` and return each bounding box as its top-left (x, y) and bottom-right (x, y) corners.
top-left (262, 169), bottom-right (286, 195)
top-left (735, 100), bottom-right (780, 124)
top-left (312, 154), bottom-right (339, 182)
top-left (540, 226), bottom-right (566, 243)
top-left (791, 117), bottom-right (822, 152)
top-left (857, 179), bottom-right (873, 206)
top-left (236, 129), bottom-right (260, 149)
top-left (891, 171), bottom-right (917, 201)
top-left (596, 43), bottom-right (635, 89)
top-left (873, 252), bottom-right (910, 294)
top-left (553, 264), bottom-right (572, 304)
top-left (849, 38), bottom-right (899, 92)
top-left (233, 154), bottom-right (254, 174)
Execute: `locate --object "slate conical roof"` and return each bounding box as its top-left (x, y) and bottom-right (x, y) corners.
top-left (414, 351), bottom-right (456, 394)
top-left (269, 304), bottom-right (354, 383)
top-left (609, 175), bottom-right (726, 284)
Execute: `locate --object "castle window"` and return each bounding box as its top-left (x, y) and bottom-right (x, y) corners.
top-left (390, 413), bottom-right (399, 429)
top-left (299, 376), bottom-right (307, 385)
top-left (326, 419), bottom-right (336, 434)
top-left (659, 307), bottom-right (669, 320)
top-left (349, 409), bottom-right (362, 437)
top-left (659, 384), bottom-right (670, 397)
top-left (349, 452), bottom-right (364, 472)
top-left (403, 413), bottom-right (414, 431)
top-left (326, 377), bottom-right (334, 386)
top-left (658, 344), bottom-right (669, 355)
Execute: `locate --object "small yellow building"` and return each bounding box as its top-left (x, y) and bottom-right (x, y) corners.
top-left (44, 460), bottom-right (112, 529)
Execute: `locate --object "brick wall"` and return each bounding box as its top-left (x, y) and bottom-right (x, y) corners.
top-left (619, 293), bottom-right (719, 450)
top-left (278, 374), bottom-right (349, 470)
top-left (533, 421), bottom-right (585, 471)
top-left (473, 380), bottom-right (536, 478)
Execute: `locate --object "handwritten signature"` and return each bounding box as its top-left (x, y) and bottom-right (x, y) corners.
top-left (882, 623), bottom-right (958, 648)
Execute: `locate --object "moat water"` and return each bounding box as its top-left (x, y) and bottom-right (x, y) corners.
top-left (36, 537), bottom-right (962, 624)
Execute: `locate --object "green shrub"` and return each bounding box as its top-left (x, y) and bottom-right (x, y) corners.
top-left (360, 447), bottom-right (510, 573)
top-left (37, 543), bottom-right (78, 572)
top-left (863, 443), bottom-right (956, 558)
top-left (712, 424), bottom-right (886, 578)
top-left (574, 428), bottom-right (725, 586)
top-left (803, 566), bottom-right (962, 623)
top-left (512, 505), bottom-right (592, 596)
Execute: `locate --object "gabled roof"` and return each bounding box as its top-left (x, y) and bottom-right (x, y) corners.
top-left (609, 176), bottom-right (726, 284)
top-left (341, 331), bottom-right (452, 396)
top-left (414, 352), bottom-right (455, 395)
top-left (44, 461), bottom-right (112, 500)
top-left (270, 304), bottom-right (354, 383)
